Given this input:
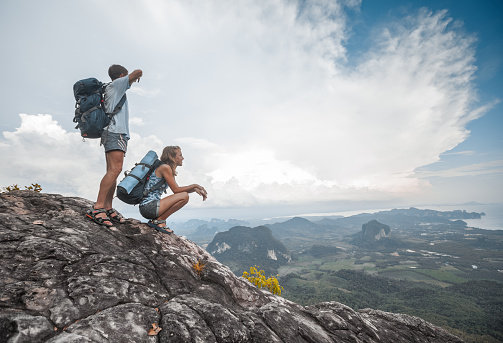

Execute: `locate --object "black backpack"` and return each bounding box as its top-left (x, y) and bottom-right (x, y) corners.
top-left (116, 150), bottom-right (166, 205)
top-left (73, 78), bottom-right (126, 139)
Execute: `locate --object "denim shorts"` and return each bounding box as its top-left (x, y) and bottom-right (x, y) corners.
top-left (101, 131), bottom-right (128, 154)
top-left (139, 200), bottom-right (160, 219)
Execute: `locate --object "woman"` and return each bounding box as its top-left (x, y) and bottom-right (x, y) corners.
top-left (139, 146), bottom-right (207, 233)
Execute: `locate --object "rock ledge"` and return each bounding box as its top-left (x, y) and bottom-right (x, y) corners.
top-left (0, 191), bottom-right (463, 342)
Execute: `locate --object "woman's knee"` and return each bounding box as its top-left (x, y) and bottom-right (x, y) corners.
top-left (180, 192), bottom-right (189, 203)
top-left (174, 192), bottom-right (189, 205)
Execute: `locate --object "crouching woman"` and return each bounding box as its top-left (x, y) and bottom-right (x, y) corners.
top-left (139, 146), bottom-right (207, 233)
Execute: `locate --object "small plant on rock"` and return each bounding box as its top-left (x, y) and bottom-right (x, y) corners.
top-left (192, 259), bottom-right (206, 276)
top-left (25, 183), bottom-right (42, 192)
top-left (242, 265), bottom-right (284, 296)
top-left (1, 183), bottom-right (42, 193)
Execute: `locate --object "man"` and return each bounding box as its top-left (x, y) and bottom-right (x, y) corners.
top-left (86, 64), bottom-right (142, 227)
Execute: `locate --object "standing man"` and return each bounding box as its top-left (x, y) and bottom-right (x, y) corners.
top-left (86, 64), bottom-right (142, 227)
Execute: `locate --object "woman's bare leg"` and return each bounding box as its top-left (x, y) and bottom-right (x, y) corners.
top-left (157, 192), bottom-right (189, 222)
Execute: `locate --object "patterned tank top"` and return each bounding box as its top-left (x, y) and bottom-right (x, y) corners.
top-left (140, 167), bottom-right (169, 205)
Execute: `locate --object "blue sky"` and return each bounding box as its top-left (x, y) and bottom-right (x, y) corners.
top-left (0, 0), bottom-right (501, 221)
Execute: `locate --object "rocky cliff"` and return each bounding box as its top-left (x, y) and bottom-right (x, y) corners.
top-left (0, 191), bottom-right (464, 343)
top-left (207, 226), bottom-right (291, 275)
top-left (362, 220), bottom-right (391, 242)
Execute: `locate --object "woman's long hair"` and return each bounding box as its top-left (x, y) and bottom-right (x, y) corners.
top-left (160, 146), bottom-right (180, 176)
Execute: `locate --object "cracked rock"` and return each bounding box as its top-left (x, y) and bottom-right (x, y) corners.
top-left (0, 191), bottom-right (464, 342)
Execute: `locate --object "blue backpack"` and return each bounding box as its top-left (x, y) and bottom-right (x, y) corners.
top-left (117, 150), bottom-right (166, 205)
top-left (73, 78), bottom-right (126, 139)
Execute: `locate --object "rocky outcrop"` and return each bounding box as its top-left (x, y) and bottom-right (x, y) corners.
top-left (207, 226), bottom-right (291, 275)
top-left (362, 220), bottom-right (391, 241)
top-left (0, 191), bottom-right (463, 343)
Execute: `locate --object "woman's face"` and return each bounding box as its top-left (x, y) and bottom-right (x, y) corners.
top-left (174, 149), bottom-right (184, 166)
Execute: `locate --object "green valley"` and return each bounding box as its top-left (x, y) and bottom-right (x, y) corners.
top-left (184, 207), bottom-right (503, 343)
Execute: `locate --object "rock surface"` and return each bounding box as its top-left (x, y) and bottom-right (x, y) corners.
top-left (0, 191), bottom-right (464, 343)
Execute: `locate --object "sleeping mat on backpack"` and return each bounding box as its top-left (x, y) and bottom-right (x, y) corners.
top-left (116, 150), bottom-right (162, 205)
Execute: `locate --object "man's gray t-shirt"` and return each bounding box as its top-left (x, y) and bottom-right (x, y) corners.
top-left (104, 75), bottom-right (131, 139)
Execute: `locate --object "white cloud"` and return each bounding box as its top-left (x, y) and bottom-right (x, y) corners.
top-left (203, 7), bottom-right (484, 197)
top-left (0, 114), bottom-right (163, 201)
top-left (130, 117), bottom-right (146, 126)
top-left (1, 114), bottom-right (103, 198)
top-left (129, 86), bottom-right (161, 98)
top-left (0, 113), bottom-right (421, 210)
top-left (441, 150), bottom-right (475, 156)
top-left (0, 2), bottom-right (495, 213)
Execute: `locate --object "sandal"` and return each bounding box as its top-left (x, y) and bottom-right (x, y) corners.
top-left (86, 208), bottom-right (113, 227)
top-left (106, 208), bottom-right (126, 224)
top-left (147, 220), bottom-right (174, 234)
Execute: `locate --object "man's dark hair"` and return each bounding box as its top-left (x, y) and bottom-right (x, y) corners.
top-left (108, 65), bottom-right (128, 80)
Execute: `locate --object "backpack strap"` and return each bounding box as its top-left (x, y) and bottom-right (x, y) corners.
top-left (102, 82), bottom-right (127, 118)
top-left (142, 178), bottom-right (166, 198)
top-left (106, 94), bottom-right (127, 118)
top-left (79, 105), bottom-right (102, 119)
top-left (142, 161), bottom-right (166, 198)
top-left (99, 92), bottom-right (127, 146)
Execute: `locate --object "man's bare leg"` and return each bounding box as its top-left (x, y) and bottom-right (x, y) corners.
top-left (104, 180), bottom-right (117, 210)
top-left (94, 150), bottom-right (124, 224)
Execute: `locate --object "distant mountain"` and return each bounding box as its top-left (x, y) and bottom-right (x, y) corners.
top-left (264, 217), bottom-right (346, 252)
top-left (176, 207), bottom-right (486, 254)
top-left (362, 220), bottom-right (391, 242)
top-left (330, 207), bottom-right (483, 229)
top-left (385, 208), bottom-right (482, 219)
top-left (266, 216), bottom-right (331, 238)
top-left (180, 218), bottom-right (251, 245)
top-left (350, 220), bottom-right (406, 251)
top-left (192, 219), bottom-right (250, 236)
top-left (207, 226), bottom-right (291, 275)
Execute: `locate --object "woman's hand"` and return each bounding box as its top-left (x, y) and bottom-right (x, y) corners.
top-left (194, 185), bottom-right (207, 201)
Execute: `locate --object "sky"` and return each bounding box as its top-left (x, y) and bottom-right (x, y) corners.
top-left (0, 0), bottom-right (502, 222)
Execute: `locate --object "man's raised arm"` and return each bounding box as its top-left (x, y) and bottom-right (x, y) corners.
top-left (129, 69), bottom-right (143, 85)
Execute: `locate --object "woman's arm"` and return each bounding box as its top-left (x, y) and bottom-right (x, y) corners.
top-left (157, 165), bottom-right (207, 200)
